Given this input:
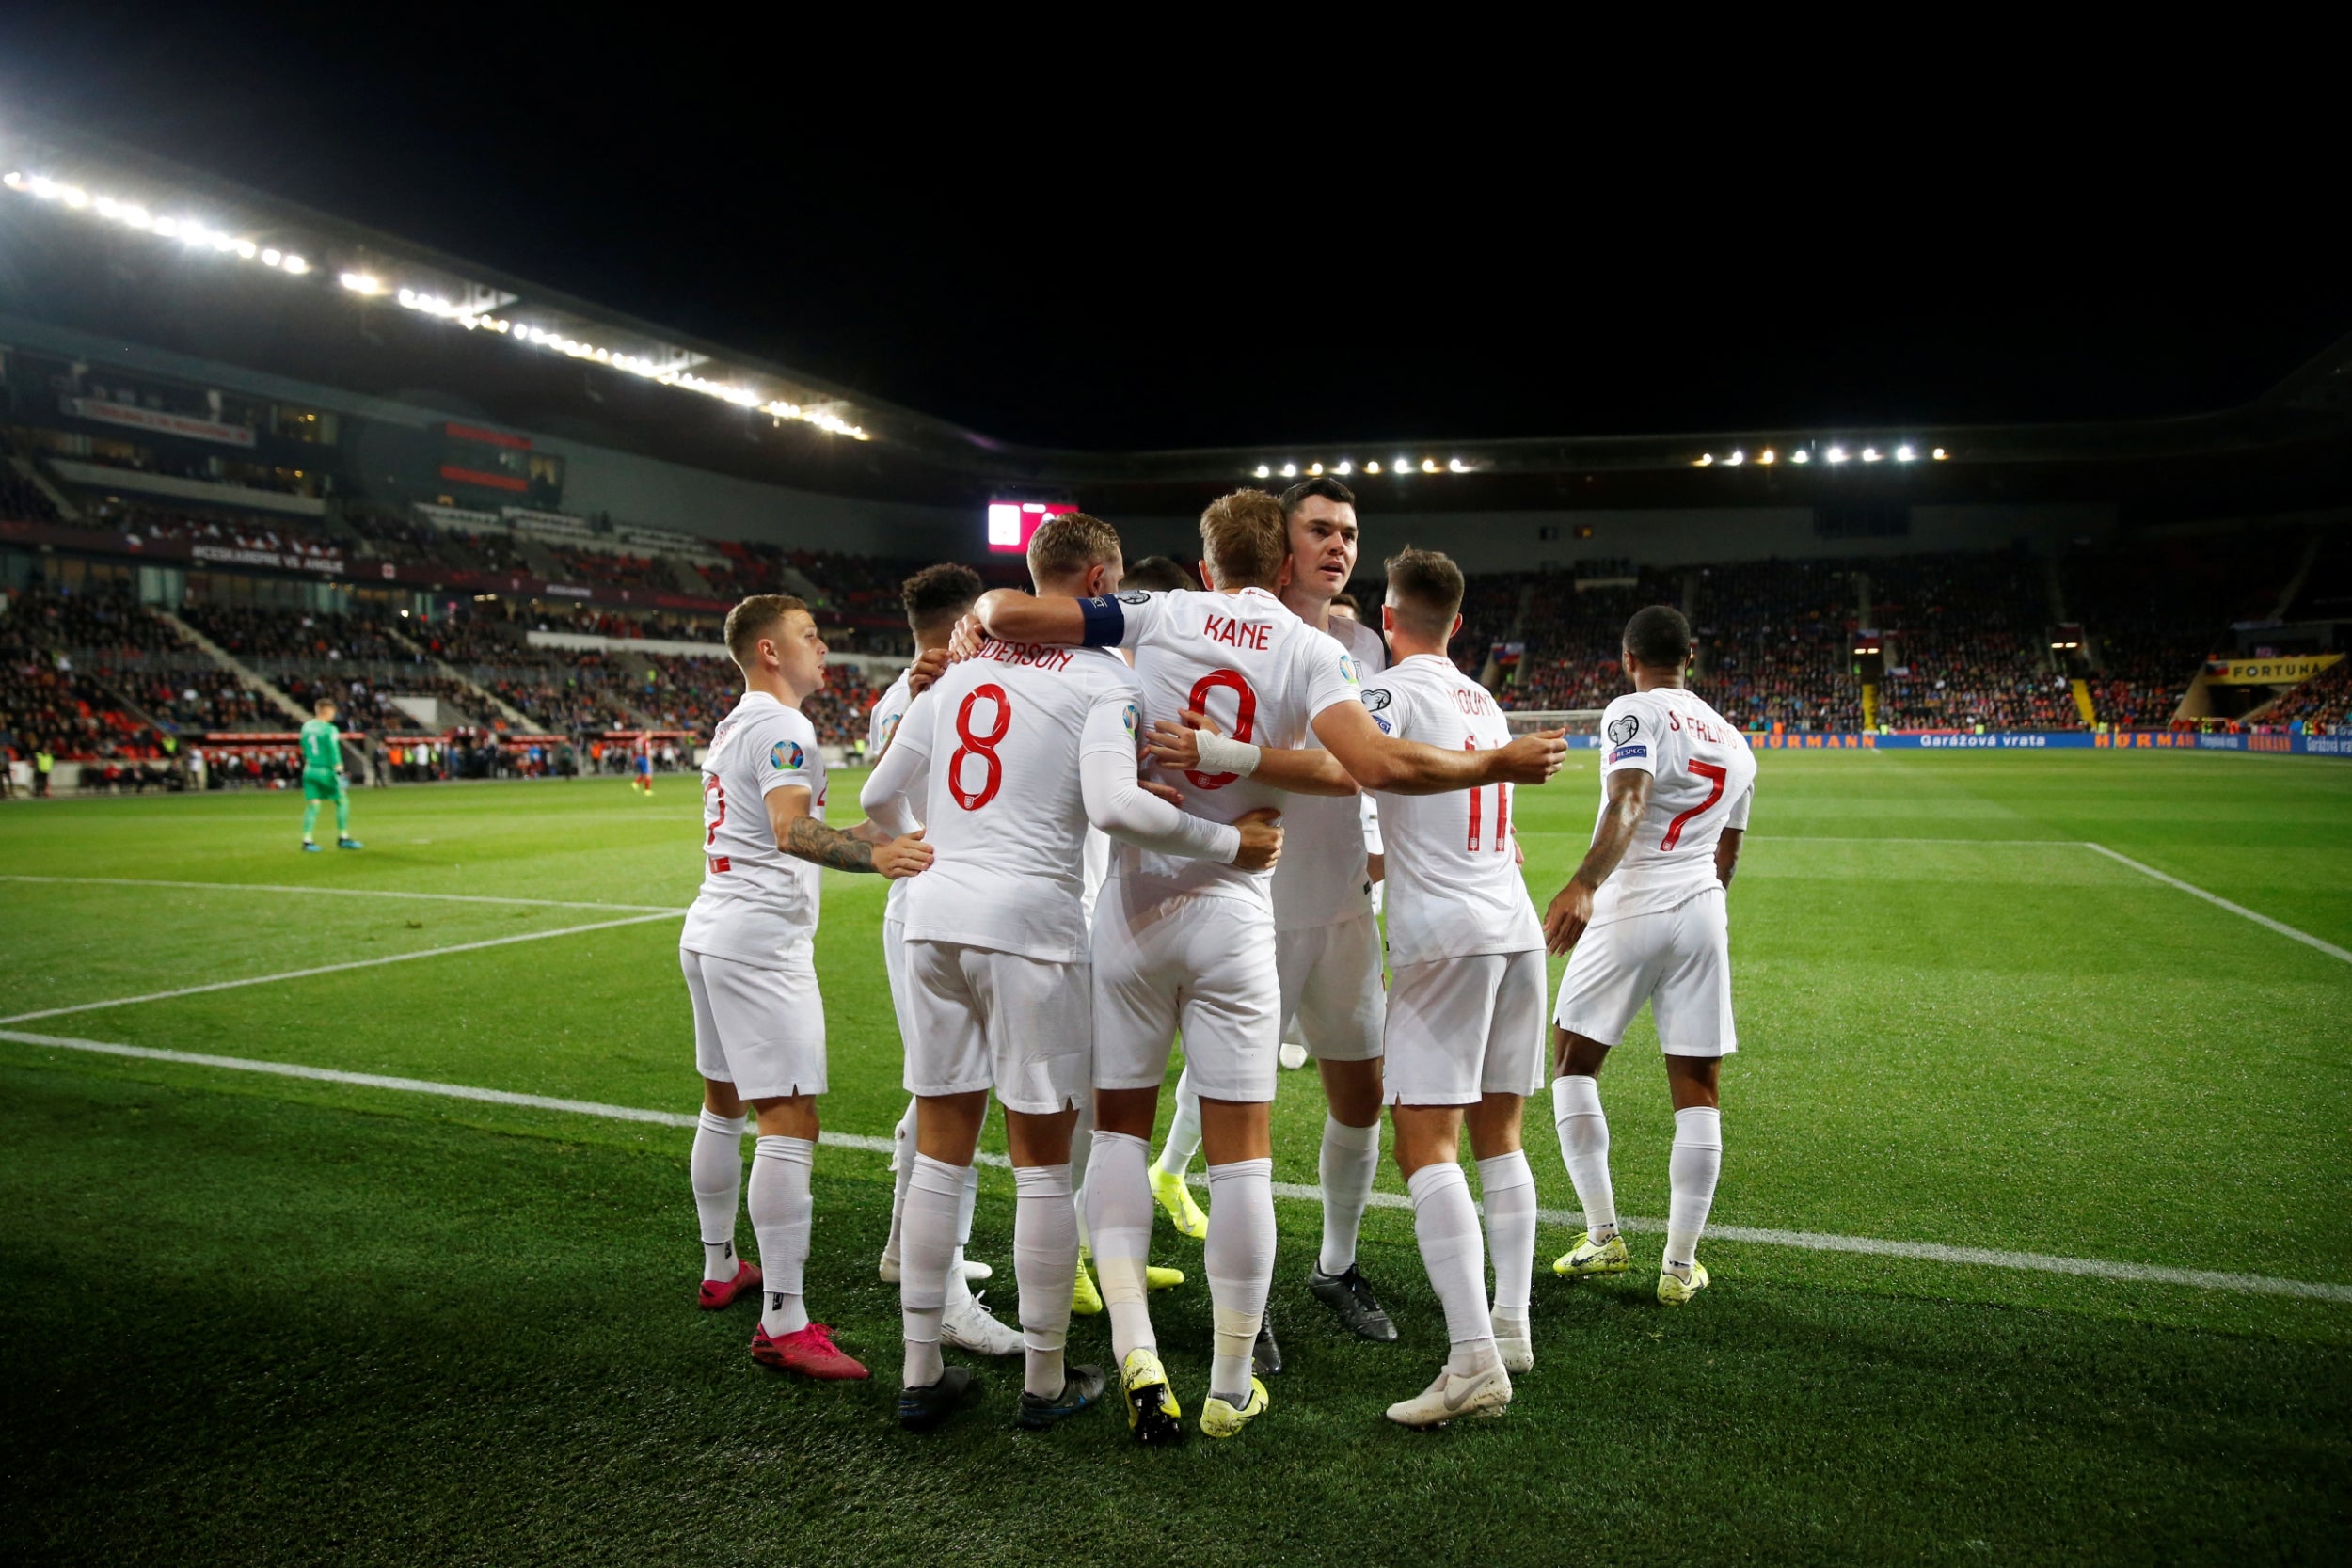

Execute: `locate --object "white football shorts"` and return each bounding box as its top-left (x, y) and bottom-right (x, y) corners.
top-left (882, 916), bottom-right (914, 1043)
top-left (1383, 948), bottom-right (1547, 1106)
top-left (1552, 885), bottom-right (1737, 1057)
top-left (901, 940), bottom-right (1091, 1115)
top-left (1276, 910), bottom-right (1387, 1064)
top-left (1093, 882), bottom-right (1280, 1103)
top-left (680, 946), bottom-right (827, 1099)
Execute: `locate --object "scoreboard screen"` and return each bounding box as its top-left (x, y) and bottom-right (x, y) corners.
top-left (987, 500), bottom-right (1078, 555)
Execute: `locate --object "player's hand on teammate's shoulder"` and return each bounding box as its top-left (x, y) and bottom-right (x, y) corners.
top-left (1497, 727), bottom-right (1569, 784)
top-left (906, 645), bottom-right (952, 696)
top-left (1544, 878), bottom-right (1595, 954)
top-left (1232, 807), bottom-right (1283, 873)
top-left (874, 828), bottom-right (933, 879)
top-left (946, 613), bottom-right (986, 663)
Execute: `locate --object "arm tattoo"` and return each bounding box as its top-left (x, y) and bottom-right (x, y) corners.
top-left (784, 814), bottom-right (878, 872)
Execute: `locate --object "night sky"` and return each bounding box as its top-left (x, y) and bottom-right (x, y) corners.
top-left (5, 10), bottom-right (2344, 453)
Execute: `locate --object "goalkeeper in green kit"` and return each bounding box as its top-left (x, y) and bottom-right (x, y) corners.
top-left (299, 697), bottom-right (363, 852)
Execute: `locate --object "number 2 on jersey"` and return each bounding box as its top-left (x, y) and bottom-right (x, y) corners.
top-left (1661, 761), bottom-right (1727, 850)
top-left (1184, 670), bottom-right (1259, 789)
top-left (949, 684), bottom-right (1011, 810)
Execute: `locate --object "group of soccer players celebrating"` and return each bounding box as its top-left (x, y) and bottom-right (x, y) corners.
top-left (675, 478), bottom-right (1756, 1439)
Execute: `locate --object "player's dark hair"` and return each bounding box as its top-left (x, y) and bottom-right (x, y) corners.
top-left (724, 594), bottom-right (810, 668)
top-left (1199, 490), bottom-right (1287, 589)
top-left (899, 562), bottom-right (983, 633)
top-left (1279, 475), bottom-right (1357, 516)
top-left (1121, 555), bottom-right (1194, 593)
top-left (1623, 604), bottom-right (1692, 669)
top-left (1384, 546), bottom-right (1464, 641)
top-left (1329, 591), bottom-right (1359, 613)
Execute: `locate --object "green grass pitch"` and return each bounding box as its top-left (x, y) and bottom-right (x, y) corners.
top-left (3, 751), bottom-right (2348, 1565)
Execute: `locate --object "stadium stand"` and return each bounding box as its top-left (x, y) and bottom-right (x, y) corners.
top-left (2261, 657), bottom-right (2352, 731)
top-left (1874, 552), bottom-right (2080, 731)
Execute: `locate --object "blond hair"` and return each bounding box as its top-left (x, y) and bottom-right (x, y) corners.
top-left (1028, 512), bottom-right (1123, 580)
top-left (1198, 490), bottom-right (1286, 589)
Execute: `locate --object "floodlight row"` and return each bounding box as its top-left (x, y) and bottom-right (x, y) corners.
top-left (1694, 444), bottom-right (1948, 467)
top-left (1248, 457), bottom-right (1473, 481)
top-left (4, 165), bottom-right (868, 443)
top-left (5, 170), bottom-right (310, 275)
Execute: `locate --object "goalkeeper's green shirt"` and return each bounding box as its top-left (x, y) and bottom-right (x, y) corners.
top-left (299, 718), bottom-right (342, 773)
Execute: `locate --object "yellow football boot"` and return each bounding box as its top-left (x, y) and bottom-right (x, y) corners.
top-left (1146, 1264), bottom-right (1185, 1291)
top-left (1149, 1166), bottom-right (1208, 1240)
top-left (1657, 1260), bottom-right (1710, 1307)
top-left (1199, 1376), bottom-right (1269, 1439)
top-left (1071, 1257), bottom-right (1104, 1316)
top-left (1553, 1229), bottom-right (1630, 1277)
top-left (1120, 1347), bottom-right (1184, 1446)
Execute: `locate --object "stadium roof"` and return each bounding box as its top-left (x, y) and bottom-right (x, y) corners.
top-left (5, 116), bottom-right (2349, 524)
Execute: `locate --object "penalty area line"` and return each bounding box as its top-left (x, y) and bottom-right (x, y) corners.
top-left (0, 911), bottom-right (684, 1025)
top-left (0, 874), bottom-right (683, 915)
top-left (3, 1029), bottom-right (2345, 1307)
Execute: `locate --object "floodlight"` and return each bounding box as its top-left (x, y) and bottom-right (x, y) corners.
top-left (1335, 461), bottom-right (1353, 475)
top-left (1309, 462), bottom-right (1324, 475)
top-left (1393, 457), bottom-right (1411, 473)
top-left (1895, 444), bottom-right (1915, 462)
top-left (1448, 458), bottom-right (1469, 472)
top-left (1790, 450), bottom-right (1811, 464)
top-left (1757, 449), bottom-right (1776, 465)
top-left (1826, 447), bottom-right (1849, 463)
top-left (1365, 462), bottom-right (1381, 474)
top-left (340, 272), bottom-right (384, 294)
top-left (1725, 450), bottom-right (1745, 467)
top-left (1932, 447), bottom-right (1948, 460)
top-left (1694, 453), bottom-right (1715, 467)
top-left (1861, 447), bottom-right (1882, 462)
top-left (1253, 464), bottom-right (1271, 478)
top-left (1279, 463), bottom-right (1297, 478)
top-left (1421, 458), bottom-right (1438, 473)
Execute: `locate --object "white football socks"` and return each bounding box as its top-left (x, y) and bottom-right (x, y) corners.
top-left (1665, 1105), bottom-right (1722, 1276)
top-left (691, 1108), bottom-right (748, 1282)
top-left (881, 1095), bottom-right (918, 1275)
top-left (898, 1153), bottom-right (964, 1388)
top-left (1408, 1162), bottom-right (1499, 1377)
top-left (1012, 1164), bottom-right (1077, 1399)
top-left (1475, 1148), bottom-right (1536, 1336)
top-left (749, 1134), bottom-right (814, 1338)
top-left (1317, 1116), bottom-right (1381, 1277)
top-left (1154, 1066), bottom-right (1203, 1179)
top-left (1204, 1157), bottom-right (1275, 1403)
top-left (1552, 1074), bottom-right (1618, 1241)
top-left (946, 1162), bottom-right (980, 1312)
top-left (1085, 1131), bottom-right (1157, 1365)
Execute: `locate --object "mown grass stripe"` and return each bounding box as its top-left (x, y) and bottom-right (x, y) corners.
top-left (6, 1027), bottom-right (2344, 1306)
top-left (0, 873), bottom-right (683, 914)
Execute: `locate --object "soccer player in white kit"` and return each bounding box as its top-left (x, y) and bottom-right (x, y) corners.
top-left (976, 490), bottom-right (1567, 1442)
top-left (1545, 604), bottom-right (1756, 1307)
top-left (1146, 479), bottom-right (1400, 1360)
top-left (860, 515), bottom-right (1282, 1433)
top-left (1358, 548), bottom-right (1548, 1425)
top-left (680, 594), bottom-right (932, 1382)
top-left (866, 564), bottom-right (1026, 1359)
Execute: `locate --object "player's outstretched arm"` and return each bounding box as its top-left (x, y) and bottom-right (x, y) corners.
top-left (1544, 769), bottom-right (1650, 953)
top-left (1715, 826), bottom-right (1744, 888)
top-left (971, 589), bottom-right (1089, 647)
top-left (1080, 746), bottom-right (1273, 868)
top-left (1311, 701), bottom-right (1568, 796)
top-left (1142, 709), bottom-right (1358, 797)
top-left (768, 784), bottom-right (932, 879)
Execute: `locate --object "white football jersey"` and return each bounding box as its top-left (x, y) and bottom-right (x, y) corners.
top-left (679, 691), bottom-right (826, 969)
top-left (1271, 610), bottom-right (1389, 932)
top-left (866, 666), bottom-right (921, 923)
top-left (899, 638), bottom-right (1145, 963)
top-left (1362, 654), bottom-right (1544, 966)
top-left (1590, 686), bottom-right (1756, 927)
top-left (1105, 586), bottom-right (1363, 904)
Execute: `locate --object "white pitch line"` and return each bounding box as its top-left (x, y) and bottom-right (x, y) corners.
top-left (4, 1028), bottom-right (2344, 1306)
top-left (2083, 844), bottom-right (2352, 965)
top-left (1744, 835), bottom-right (2083, 846)
top-left (0, 874), bottom-right (682, 915)
top-left (0, 911), bottom-right (684, 1025)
